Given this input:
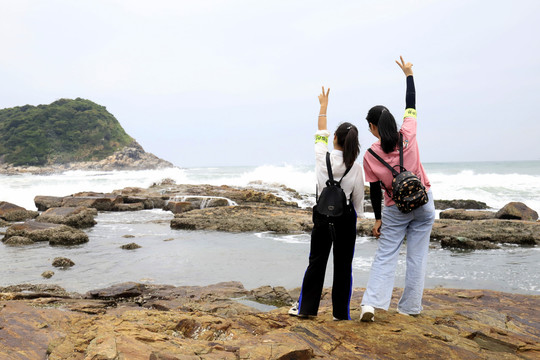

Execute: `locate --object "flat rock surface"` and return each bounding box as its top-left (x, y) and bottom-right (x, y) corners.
top-left (171, 205), bottom-right (313, 233)
top-left (0, 282), bottom-right (538, 359)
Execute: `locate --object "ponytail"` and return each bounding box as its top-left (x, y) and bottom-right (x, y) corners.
top-left (335, 122), bottom-right (360, 168)
top-left (366, 105), bottom-right (399, 154)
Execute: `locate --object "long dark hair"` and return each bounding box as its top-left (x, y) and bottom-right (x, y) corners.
top-left (335, 122), bottom-right (360, 168)
top-left (366, 105), bottom-right (399, 154)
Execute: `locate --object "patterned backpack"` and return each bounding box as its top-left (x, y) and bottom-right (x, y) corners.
top-left (368, 133), bottom-right (428, 213)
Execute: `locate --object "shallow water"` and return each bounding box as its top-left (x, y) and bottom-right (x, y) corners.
top-left (1, 210), bottom-right (538, 294)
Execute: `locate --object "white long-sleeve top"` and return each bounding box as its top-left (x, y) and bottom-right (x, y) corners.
top-left (315, 130), bottom-right (364, 217)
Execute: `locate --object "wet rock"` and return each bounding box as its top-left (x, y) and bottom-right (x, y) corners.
top-left (41, 271), bottom-right (55, 278)
top-left (62, 192), bottom-right (123, 211)
top-left (206, 198), bottom-right (231, 208)
top-left (357, 218), bottom-right (540, 249)
top-left (250, 286), bottom-right (294, 307)
top-left (87, 282), bottom-right (147, 299)
top-left (34, 196), bottom-right (64, 211)
top-left (496, 202), bottom-right (539, 221)
top-left (440, 236), bottom-right (500, 250)
top-left (2, 220), bottom-right (89, 246)
top-left (0, 201), bottom-right (38, 221)
top-left (52, 257), bottom-right (75, 268)
top-left (171, 205), bottom-right (312, 233)
top-left (165, 201), bottom-right (194, 214)
top-left (3, 235), bottom-right (34, 246)
top-left (113, 202), bottom-right (145, 211)
top-left (439, 209), bottom-right (496, 220)
top-left (434, 199), bottom-right (489, 210)
top-left (120, 242), bottom-right (141, 250)
top-left (36, 206), bottom-right (97, 228)
top-left (122, 234), bottom-right (135, 238)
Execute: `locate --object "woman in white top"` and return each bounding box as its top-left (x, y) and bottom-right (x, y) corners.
top-left (289, 87), bottom-right (364, 320)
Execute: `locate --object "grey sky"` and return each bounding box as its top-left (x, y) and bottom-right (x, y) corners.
top-left (1, 0), bottom-right (539, 167)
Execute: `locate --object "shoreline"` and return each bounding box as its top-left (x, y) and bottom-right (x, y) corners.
top-left (1, 281), bottom-right (539, 359)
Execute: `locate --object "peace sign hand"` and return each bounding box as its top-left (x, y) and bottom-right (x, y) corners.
top-left (396, 56), bottom-right (413, 77)
top-left (318, 86), bottom-right (330, 108)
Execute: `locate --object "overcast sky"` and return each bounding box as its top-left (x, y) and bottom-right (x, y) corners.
top-left (1, 0), bottom-right (539, 167)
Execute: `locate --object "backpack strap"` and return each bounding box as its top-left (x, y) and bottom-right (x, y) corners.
top-left (326, 152), bottom-right (352, 185)
top-left (325, 152), bottom-right (334, 183)
top-left (368, 148), bottom-right (400, 177)
top-left (399, 132), bottom-right (404, 169)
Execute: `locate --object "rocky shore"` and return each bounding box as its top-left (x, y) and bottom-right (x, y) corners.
top-left (1, 181), bottom-right (539, 250)
top-left (0, 281), bottom-right (538, 359)
top-left (0, 141), bottom-right (173, 174)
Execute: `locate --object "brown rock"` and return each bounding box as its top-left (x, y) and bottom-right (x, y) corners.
top-left (434, 199), bottom-right (489, 210)
top-left (165, 201), bottom-right (194, 214)
top-left (2, 220), bottom-right (89, 246)
top-left (439, 209), bottom-right (496, 220)
top-left (34, 196), bottom-right (64, 211)
top-left (0, 201), bottom-right (38, 221)
top-left (41, 271), bottom-right (55, 278)
top-left (3, 235), bottom-right (34, 246)
top-left (0, 284), bottom-right (538, 360)
top-left (440, 236), bottom-right (500, 250)
top-left (496, 202), bottom-right (539, 221)
top-left (37, 206), bottom-right (97, 228)
top-left (52, 257), bottom-right (75, 268)
top-left (113, 202), bottom-right (145, 211)
top-left (171, 205), bottom-right (312, 233)
top-left (120, 242), bottom-right (141, 250)
top-left (62, 193), bottom-right (123, 211)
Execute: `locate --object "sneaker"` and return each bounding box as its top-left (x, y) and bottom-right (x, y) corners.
top-left (288, 302), bottom-right (308, 318)
top-left (397, 309), bottom-right (410, 316)
top-left (360, 305), bottom-right (375, 322)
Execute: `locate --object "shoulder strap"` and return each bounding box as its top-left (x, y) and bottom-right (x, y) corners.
top-left (399, 132), bottom-right (403, 168)
top-left (368, 148), bottom-right (400, 177)
top-left (326, 152), bottom-right (352, 184)
top-left (325, 152), bottom-right (334, 183)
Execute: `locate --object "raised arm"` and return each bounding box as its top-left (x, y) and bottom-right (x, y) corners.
top-left (396, 56), bottom-right (415, 110)
top-left (318, 86), bottom-right (329, 130)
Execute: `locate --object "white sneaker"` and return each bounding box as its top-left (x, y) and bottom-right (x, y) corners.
top-left (360, 305), bottom-right (375, 322)
top-left (397, 308), bottom-right (410, 316)
top-left (288, 302), bottom-right (308, 318)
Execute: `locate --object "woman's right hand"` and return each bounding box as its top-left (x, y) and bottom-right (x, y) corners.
top-left (318, 86), bottom-right (330, 108)
top-left (396, 56), bottom-right (413, 77)
top-left (372, 219), bottom-right (382, 238)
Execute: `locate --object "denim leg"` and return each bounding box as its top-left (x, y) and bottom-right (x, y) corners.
top-left (361, 205), bottom-right (412, 310)
top-left (398, 191), bottom-right (436, 314)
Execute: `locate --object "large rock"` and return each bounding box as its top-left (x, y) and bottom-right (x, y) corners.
top-left (35, 193), bottom-right (123, 211)
top-left (0, 283), bottom-right (538, 359)
top-left (34, 196), bottom-right (64, 211)
top-left (171, 205), bottom-right (312, 233)
top-left (496, 202), bottom-right (539, 221)
top-left (357, 218), bottom-right (540, 249)
top-left (37, 206), bottom-right (98, 228)
top-left (2, 220), bottom-right (89, 246)
top-left (62, 192), bottom-right (123, 211)
top-left (0, 201), bottom-right (38, 222)
top-left (439, 209), bottom-right (496, 220)
top-left (434, 199), bottom-right (489, 210)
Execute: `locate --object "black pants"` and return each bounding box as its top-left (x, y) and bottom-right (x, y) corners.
top-left (297, 205), bottom-right (357, 320)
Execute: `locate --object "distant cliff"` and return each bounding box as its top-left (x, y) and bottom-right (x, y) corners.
top-left (0, 98), bottom-right (172, 173)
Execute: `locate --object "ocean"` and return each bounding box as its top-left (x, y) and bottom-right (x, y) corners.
top-left (1, 161), bottom-right (539, 295)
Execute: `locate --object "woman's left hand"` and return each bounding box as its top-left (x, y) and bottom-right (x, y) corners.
top-left (396, 56), bottom-right (413, 77)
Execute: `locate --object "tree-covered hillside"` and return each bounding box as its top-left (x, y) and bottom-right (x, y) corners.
top-left (0, 98), bottom-right (134, 166)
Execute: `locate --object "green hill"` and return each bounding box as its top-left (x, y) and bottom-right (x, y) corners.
top-left (0, 98), bottom-right (134, 166)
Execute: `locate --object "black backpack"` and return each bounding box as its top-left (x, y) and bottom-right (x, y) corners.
top-left (368, 133), bottom-right (428, 214)
top-left (315, 152), bottom-right (352, 217)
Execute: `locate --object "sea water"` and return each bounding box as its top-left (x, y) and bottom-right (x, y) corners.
top-left (0, 161), bottom-right (539, 294)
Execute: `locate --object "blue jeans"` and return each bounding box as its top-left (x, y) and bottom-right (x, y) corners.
top-left (361, 190), bottom-right (435, 314)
